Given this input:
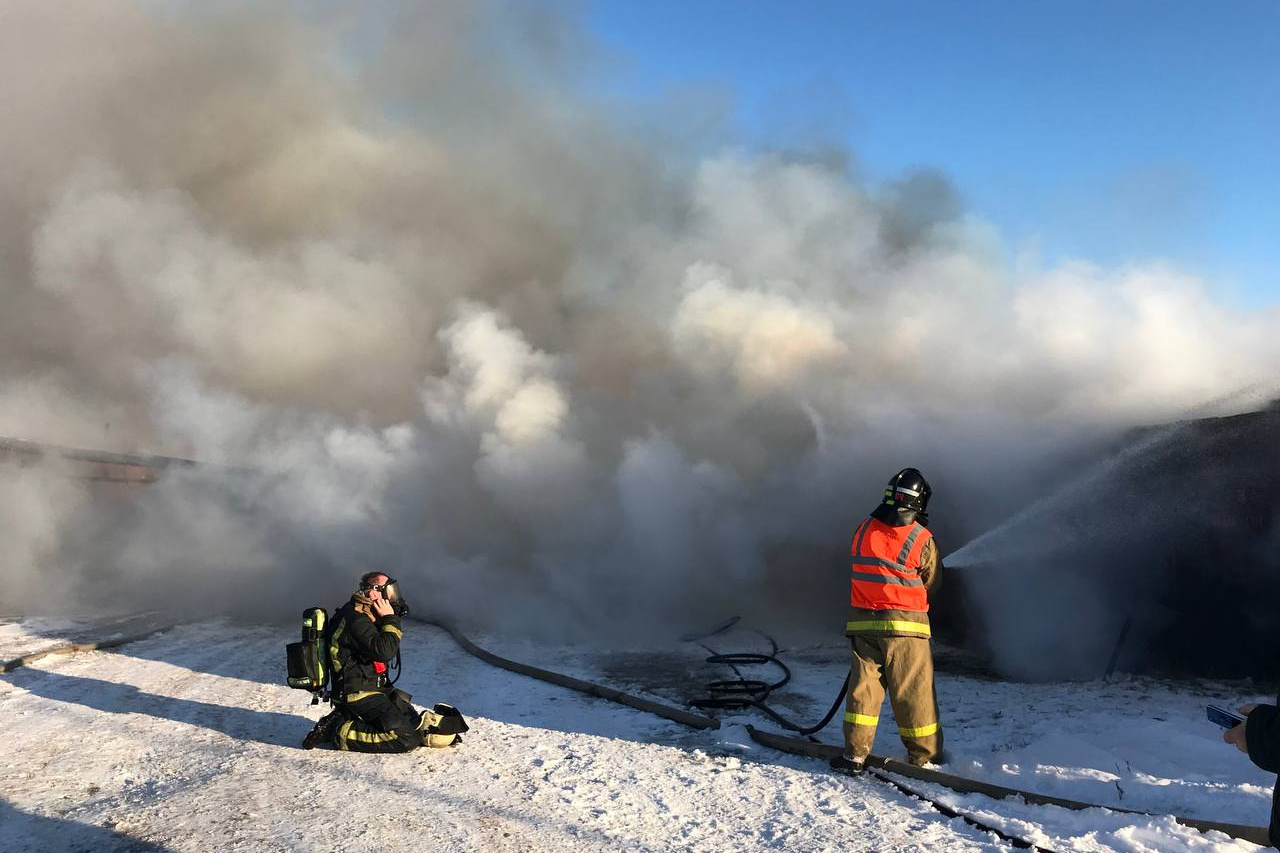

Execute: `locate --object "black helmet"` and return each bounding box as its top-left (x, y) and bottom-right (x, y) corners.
top-left (882, 467), bottom-right (931, 513)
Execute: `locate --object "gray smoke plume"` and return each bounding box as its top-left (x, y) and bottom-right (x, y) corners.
top-left (2, 1), bottom-right (1278, 662)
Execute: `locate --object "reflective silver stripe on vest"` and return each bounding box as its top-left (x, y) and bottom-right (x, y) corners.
top-left (850, 556), bottom-right (919, 573)
top-left (897, 524), bottom-right (925, 564)
top-left (853, 517), bottom-right (871, 555)
top-left (850, 570), bottom-right (925, 587)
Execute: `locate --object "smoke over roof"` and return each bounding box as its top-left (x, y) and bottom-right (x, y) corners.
top-left (2, 1), bottom-right (1278, 650)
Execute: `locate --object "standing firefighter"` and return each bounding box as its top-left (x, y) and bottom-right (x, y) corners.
top-left (831, 468), bottom-right (943, 774)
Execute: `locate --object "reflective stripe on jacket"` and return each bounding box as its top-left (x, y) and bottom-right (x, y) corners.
top-left (327, 597), bottom-right (403, 701)
top-left (849, 516), bottom-right (933, 613)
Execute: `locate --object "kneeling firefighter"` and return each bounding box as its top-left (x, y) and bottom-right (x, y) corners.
top-left (832, 468), bottom-right (944, 774)
top-left (297, 571), bottom-right (468, 752)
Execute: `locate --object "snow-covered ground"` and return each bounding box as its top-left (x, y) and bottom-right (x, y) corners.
top-left (0, 613), bottom-right (168, 661)
top-left (0, 619), bottom-right (1273, 852)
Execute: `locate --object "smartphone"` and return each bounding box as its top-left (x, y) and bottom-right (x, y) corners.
top-left (1208, 704), bottom-right (1246, 729)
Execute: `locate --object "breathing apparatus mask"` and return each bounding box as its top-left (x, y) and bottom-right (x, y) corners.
top-left (362, 576), bottom-right (410, 617)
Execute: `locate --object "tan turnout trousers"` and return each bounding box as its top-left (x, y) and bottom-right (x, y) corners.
top-left (843, 634), bottom-right (942, 766)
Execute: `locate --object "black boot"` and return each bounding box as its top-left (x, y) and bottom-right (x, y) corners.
top-left (302, 710), bottom-right (342, 750)
top-left (829, 754), bottom-right (865, 776)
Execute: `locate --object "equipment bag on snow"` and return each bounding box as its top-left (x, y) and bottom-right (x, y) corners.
top-left (286, 607), bottom-right (330, 703)
top-left (417, 702), bottom-right (470, 747)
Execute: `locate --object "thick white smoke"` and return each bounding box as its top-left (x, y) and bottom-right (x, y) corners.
top-left (1, 1), bottom-right (1277, 657)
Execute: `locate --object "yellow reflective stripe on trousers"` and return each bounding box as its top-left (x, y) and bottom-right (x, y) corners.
top-left (898, 722), bottom-right (939, 737)
top-left (845, 620), bottom-right (931, 637)
top-left (843, 711), bottom-right (879, 726)
top-left (337, 720), bottom-right (354, 751)
top-left (350, 728), bottom-right (398, 744)
top-left (381, 624), bottom-right (403, 638)
top-left (336, 718), bottom-right (399, 746)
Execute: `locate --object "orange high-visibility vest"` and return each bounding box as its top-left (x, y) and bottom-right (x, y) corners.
top-left (849, 516), bottom-right (932, 612)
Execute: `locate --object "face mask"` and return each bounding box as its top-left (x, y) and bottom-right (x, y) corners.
top-left (364, 578), bottom-right (410, 616)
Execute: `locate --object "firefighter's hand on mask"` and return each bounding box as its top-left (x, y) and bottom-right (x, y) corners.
top-left (371, 597), bottom-right (394, 618)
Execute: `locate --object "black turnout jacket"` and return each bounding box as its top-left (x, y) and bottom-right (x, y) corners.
top-left (327, 594), bottom-right (404, 701)
top-left (1245, 697), bottom-right (1280, 847)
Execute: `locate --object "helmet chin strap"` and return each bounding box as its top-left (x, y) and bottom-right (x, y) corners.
top-left (871, 503), bottom-right (922, 527)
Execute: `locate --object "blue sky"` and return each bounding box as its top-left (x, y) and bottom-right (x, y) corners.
top-left (587, 1), bottom-right (1278, 307)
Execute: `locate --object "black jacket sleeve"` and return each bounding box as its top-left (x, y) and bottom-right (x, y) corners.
top-left (1245, 703), bottom-right (1280, 773)
top-left (346, 613), bottom-right (403, 664)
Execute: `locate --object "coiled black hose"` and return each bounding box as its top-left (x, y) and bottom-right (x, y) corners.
top-left (683, 616), bottom-right (849, 737)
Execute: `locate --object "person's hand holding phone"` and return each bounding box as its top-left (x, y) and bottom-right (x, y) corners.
top-left (1224, 704), bottom-right (1258, 753)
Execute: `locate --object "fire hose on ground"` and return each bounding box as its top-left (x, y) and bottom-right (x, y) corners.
top-left (2, 615), bottom-right (1266, 849)
top-left (680, 615), bottom-right (849, 737)
top-left (0, 623), bottom-right (176, 673)
top-left (408, 614), bottom-right (1271, 851)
